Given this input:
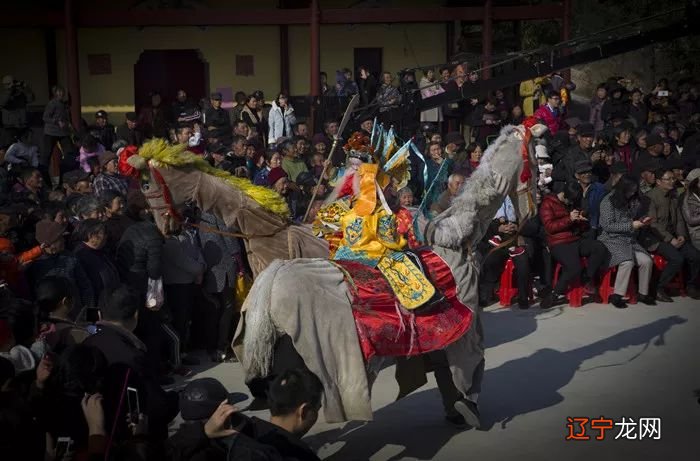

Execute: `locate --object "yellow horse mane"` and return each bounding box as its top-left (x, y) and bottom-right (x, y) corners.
top-left (138, 139), bottom-right (290, 219)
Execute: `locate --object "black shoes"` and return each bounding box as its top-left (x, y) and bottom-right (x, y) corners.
top-left (687, 285), bottom-right (700, 300)
top-left (453, 399), bottom-right (481, 429)
top-left (518, 300), bottom-right (530, 310)
top-left (656, 288), bottom-right (673, 303)
top-left (445, 412), bottom-right (469, 429)
top-left (540, 292), bottom-right (564, 310)
top-left (609, 294), bottom-right (628, 309)
top-left (637, 293), bottom-right (656, 305)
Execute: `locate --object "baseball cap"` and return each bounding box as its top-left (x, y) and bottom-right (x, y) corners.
top-left (574, 160), bottom-right (593, 174)
top-left (179, 378), bottom-right (248, 421)
top-left (98, 151), bottom-right (117, 167)
top-left (95, 110), bottom-right (108, 119)
top-left (35, 219), bottom-right (67, 245)
top-left (125, 112), bottom-right (137, 122)
top-left (646, 134), bottom-right (664, 147)
top-left (210, 92), bottom-right (222, 101)
top-left (577, 123), bottom-right (594, 137)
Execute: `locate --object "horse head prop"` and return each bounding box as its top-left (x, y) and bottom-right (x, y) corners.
top-left (426, 121), bottom-right (546, 252)
top-left (125, 139), bottom-right (328, 276)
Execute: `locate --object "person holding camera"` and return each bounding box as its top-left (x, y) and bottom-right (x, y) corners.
top-left (540, 181), bottom-right (609, 308)
top-left (0, 75), bottom-right (35, 144)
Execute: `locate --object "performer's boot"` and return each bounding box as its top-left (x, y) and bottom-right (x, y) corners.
top-left (454, 399), bottom-right (481, 429)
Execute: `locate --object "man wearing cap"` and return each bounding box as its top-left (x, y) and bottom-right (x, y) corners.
top-left (93, 151), bottom-right (128, 197)
top-left (640, 167), bottom-right (700, 300)
top-left (88, 110), bottom-right (115, 151)
top-left (635, 133), bottom-right (664, 172)
top-left (209, 143), bottom-right (236, 175)
top-left (167, 377), bottom-right (248, 460)
top-left (27, 219), bottom-right (94, 315)
top-left (116, 112), bottom-right (144, 147)
top-left (359, 116), bottom-right (373, 136)
top-left (574, 160), bottom-right (606, 233)
top-left (204, 92), bottom-right (231, 135)
top-left (552, 122), bottom-right (594, 188)
top-left (638, 160), bottom-right (659, 195)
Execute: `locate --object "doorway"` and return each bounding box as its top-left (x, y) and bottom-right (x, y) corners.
top-left (353, 47), bottom-right (383, 81)
top-left (133, 49), bottom-right (208, 113)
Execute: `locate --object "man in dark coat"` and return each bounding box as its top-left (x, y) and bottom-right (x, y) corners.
top-left (552, 123), bottom-right (594, 189)
top-left (115, 218), bottom-right (169, 380)
top-left (84, 284), bottom-right (178, 439)
top-left (115, 112), bottom-right (144, 147)
top-left (87, 110), bottom-right (116, 151)
top-left (204, 93), bottom-right (231, 140)
top-left (634, 133), bottom-right (665, 174)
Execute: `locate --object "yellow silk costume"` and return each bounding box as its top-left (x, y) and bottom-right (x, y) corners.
top-left (315, 131), bottom-right (435, 309)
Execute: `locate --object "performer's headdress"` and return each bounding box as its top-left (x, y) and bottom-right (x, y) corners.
top-left (344, 132), bottom-right (374, 163)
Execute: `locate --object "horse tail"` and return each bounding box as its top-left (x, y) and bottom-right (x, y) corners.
top-left (242, 259), bottom-right (284, 380)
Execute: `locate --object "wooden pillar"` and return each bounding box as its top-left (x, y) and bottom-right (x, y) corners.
top-left (561, 0), bottom-right (572, 81)
top-left (64, 0), bottom-right (81, 129)
top-left (482, 0), bottom-right (493, 80)
top-left (43, 28), bottom-right (58, 98)
top-left (280, 24), bottom-right (290, 94)
top-left (309, 0), bottom-right (320, 133)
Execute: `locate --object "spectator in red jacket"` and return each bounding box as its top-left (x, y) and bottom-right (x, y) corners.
top-left (534, 90), bottom-right (563, 135)
top-left (539, 182), bottom-right (609, 308)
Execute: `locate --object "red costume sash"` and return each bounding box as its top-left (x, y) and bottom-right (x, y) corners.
top-left (334, 248), bottom-right (473, 360)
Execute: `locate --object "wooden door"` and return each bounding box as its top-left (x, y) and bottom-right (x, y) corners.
top-left (133, 49), bottom-right (208, 113)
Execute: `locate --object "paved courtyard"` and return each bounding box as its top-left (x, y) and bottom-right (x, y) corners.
top-left (180, 298), bottom-right (700, 461)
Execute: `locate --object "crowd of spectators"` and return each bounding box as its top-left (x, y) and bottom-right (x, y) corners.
top-left (1, 63), bottom-right (700, 459)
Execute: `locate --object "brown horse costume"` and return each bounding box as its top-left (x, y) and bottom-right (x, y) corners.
top-left (127, 143), bottom-right (328, 276)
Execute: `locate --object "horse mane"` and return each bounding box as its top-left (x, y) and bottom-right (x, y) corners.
top-left (139, 139), bottom-right (290, 219)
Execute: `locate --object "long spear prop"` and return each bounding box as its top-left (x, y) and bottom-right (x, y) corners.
top-left (302, 94), bottom-right (360, 222)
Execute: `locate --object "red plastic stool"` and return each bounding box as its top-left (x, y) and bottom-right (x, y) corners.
top-left (652, 254), bottom-right (686, 296)
top-left (498, 258), bottom-right (518, 307)
top-left (498, 257), bottom-right (534, 307)
top-left (552, 259), bottom-right (586, 307)
top-left (599, 266), bottom-right (638, 305)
